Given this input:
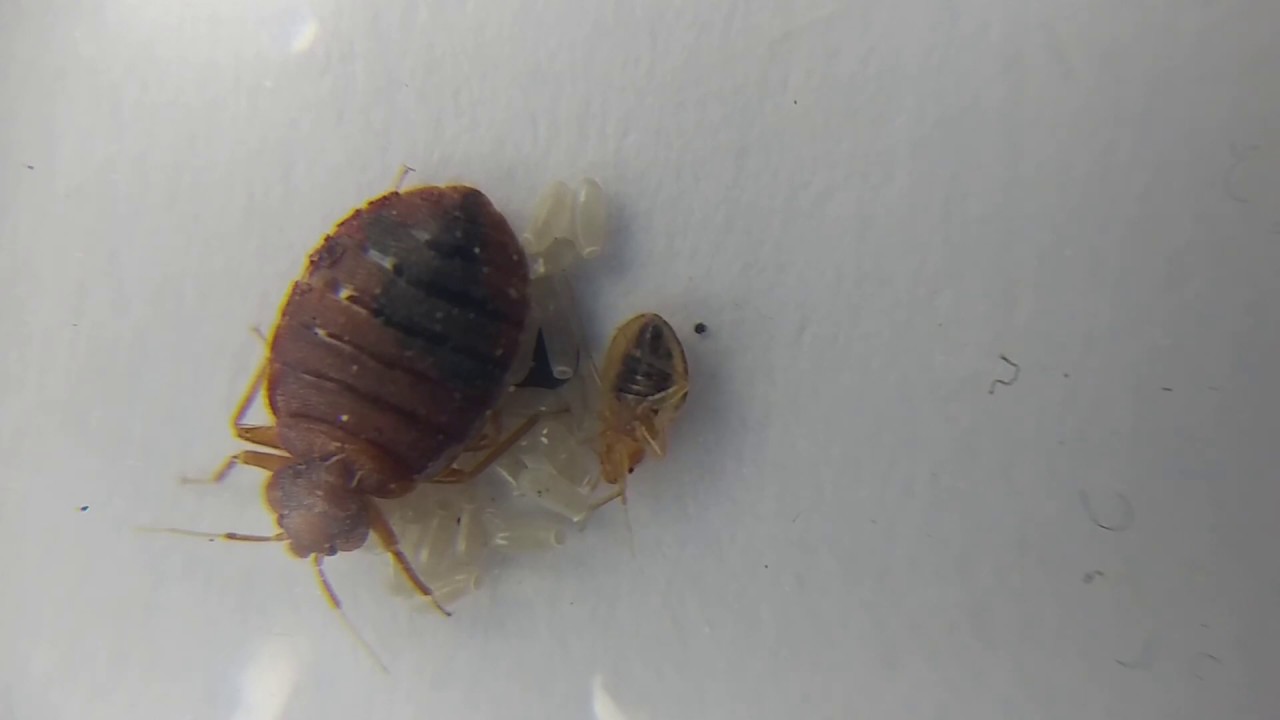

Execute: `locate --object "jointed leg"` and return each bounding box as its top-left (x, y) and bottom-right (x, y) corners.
top-left (435, 413), bottom-right (544, 484)
top-left (590, 443), bottom-right (634, 510)
top-left (234, 425), bottom-right (283, 448)
top-left (185, 350), bottom-right (290, 484)
top-left (638, 422), bottom-right (664, 458)
top-left (228, 353), bottom-right (270, 433)
top-left (466, 411), bottom-right (504, 452)
top-left (365, 497), bottom-right (451, 617)
top-left (225, 344), bottom-right (285, 448)
top-left (589, 481), bottom-right (628, 510)
top-left (183, 449), bottom-right (292, 485)
top-left (635, 382), bottom-right (689, 458)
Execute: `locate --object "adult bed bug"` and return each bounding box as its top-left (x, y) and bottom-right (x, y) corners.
top-left (592, 313), bottom-right (689, 508)
top-left (172, 173), bottom-right (609, 617)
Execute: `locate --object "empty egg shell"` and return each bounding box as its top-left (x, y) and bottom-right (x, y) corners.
top-left (517, 419), bottom-right (596, 489)
top-left (513, 465), bottom-right (593, 522)
top-left (573, 178), bottom-right (607, 259)
top-left (482, 510), bottom-right (567, 551)
top-left (524, 181), bottom-right (574, 254)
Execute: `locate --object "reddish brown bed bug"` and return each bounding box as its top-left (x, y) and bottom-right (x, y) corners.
top-left (174, 175), bottom-right (549, 617)
top-left (592, 313), bottom-right (689, 508)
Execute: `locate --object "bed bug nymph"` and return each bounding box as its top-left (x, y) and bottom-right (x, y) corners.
top-left (592, 313), bottom-right (689, 508)
top-left (168, 174), bottom-right (551, 617)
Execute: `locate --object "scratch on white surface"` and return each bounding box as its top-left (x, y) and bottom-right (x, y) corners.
top-left (592, 673), bottom-right (647, 720)
top-left (1223, 143), bottom-right (1260, 204)
top-left (1078, 489), bottom-right (1134, 532)
top-left (761, 6), bottom-right (846, 54)
top-left (1224, 141), bottom-right (1280, 210)
top-left (229, 638), bottom-right (300, 720)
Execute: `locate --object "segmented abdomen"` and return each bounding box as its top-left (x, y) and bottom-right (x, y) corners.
top-left (612, 314), bottom-right (680, 399)
top-left (267, 186), bottom-right (530, 474)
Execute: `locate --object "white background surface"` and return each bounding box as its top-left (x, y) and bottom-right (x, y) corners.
top-left (3, 1), bottom-right (1279, 718)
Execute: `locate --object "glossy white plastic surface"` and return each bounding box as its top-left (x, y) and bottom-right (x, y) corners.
top-left (4, 2), bottom-right (1280, 719)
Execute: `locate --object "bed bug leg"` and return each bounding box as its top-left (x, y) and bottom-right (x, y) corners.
top-left (636, 383), bottom-right (687, 458)
top-left (181, 449), bottom-right (292, 485)
top-left (184, 349), bottom-right (290, 484)
top-left (589, 469), bottom-right (630, 510)
top-left (435, 412), bottom-right (549, 484)
top-left (233, 424), bottom-right (283, 448)
top-left (365, 497), bottom-right (451, 617)
top-left (217, 350), bottom-right (284, 449)
top-left (228, 351), bottom-right (270, 429)
top-left (465, 411), bottom-right (505, 452)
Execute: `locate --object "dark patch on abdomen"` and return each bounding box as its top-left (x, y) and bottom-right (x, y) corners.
top-left (363, 192), bottom-right (525, 392)
top-left (613, 321), bottom-right (677, 398)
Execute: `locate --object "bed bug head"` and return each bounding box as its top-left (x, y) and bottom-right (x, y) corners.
top-left (265, 457), bottom-right (372, 559)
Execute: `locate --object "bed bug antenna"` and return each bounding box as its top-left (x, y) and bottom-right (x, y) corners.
top-left (313, 554), bottom-right (390, 674)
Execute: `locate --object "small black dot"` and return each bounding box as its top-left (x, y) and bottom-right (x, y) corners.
top-left (79, 505), bottom-right (89, 512)
top-left (764, 564), bottom-right (769, 569)
top-left (1161, 387), bottom-right (1173, 392)
top-left (693, 322), bottom-right (708, 335)
top-left (25, 164), bottom-right (34, 170)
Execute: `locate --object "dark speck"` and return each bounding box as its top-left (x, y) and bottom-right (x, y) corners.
top-left (25, 164), bottom-right (34, 170)
top-left (1063, 373), bottom-right (1070, 378)
top-left (764, 564), bottom-right (769, 569)
top-left (792, 100), bottom-right (797, 105)
top-left (1161, 387), bottom-right (1173, 392)
top-left (1083, 570), bottom-right (1104, 584)
top-left (79, 505), bottom-right (89, 512)
top-left (694, 322), bottom-right (708, 335)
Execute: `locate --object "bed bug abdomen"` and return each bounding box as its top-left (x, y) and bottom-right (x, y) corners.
top-left (267, 185), bottom-right (531, 484)
top-left (612, 314), bottom-right (686, 400)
